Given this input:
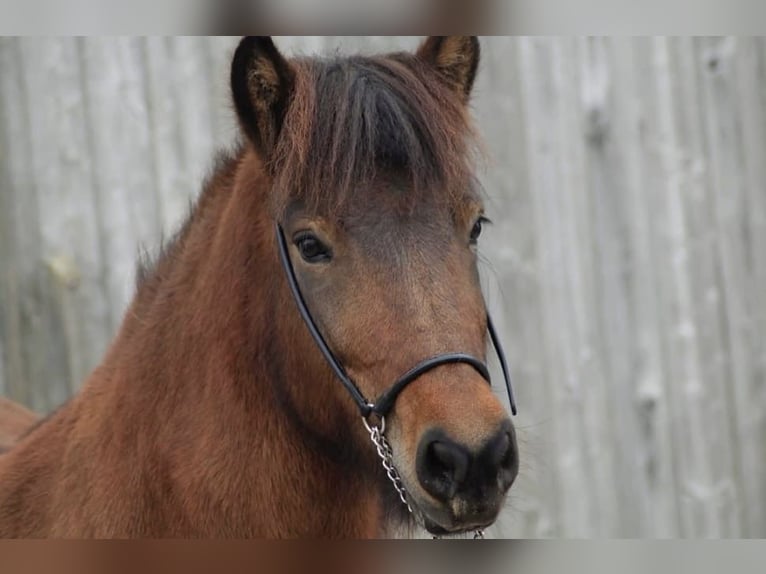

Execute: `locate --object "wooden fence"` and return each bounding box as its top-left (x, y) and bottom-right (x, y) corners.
top-left (0, 37), bottom-right (764, 538)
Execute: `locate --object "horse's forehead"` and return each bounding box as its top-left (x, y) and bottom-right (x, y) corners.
top-left (347, 175), bottom-right (476, 220)
top-left (342, 186), bottom-right (451, 232)
top-left (333, 192), bottom-right (466, 267)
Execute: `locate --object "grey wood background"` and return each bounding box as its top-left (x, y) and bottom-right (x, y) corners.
top-left (0, 37), bottom-right (764, 538)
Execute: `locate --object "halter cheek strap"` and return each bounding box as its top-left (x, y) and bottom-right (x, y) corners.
top-left (275, 223), bottom-right (517, 419)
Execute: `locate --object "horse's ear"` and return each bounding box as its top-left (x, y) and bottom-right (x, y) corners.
top-left (231, 36), bottom-right (294, 159)
top-left (416, 36), bottom-right (480, 102)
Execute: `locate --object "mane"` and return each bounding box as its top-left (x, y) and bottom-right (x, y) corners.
top-left (270, 52), bottom-right (480, 218)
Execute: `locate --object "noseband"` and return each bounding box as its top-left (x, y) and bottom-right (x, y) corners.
top-left (275, 223), bottom-right (517, 536)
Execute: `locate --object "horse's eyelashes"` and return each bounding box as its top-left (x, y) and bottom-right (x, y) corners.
top-left (294, 233), bottom-right (332, 263)
top-left (470, 216), bottom-right (490, 244)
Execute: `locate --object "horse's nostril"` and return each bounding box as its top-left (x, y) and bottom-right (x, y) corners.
top-left (430, 441), bottom-right (470, 485)
top-left (491, 429), bottom-right (518, 491)
top-left (492, 432), bottom-right (516, 470)
top-left (417, 437), bottom-right (470, 501)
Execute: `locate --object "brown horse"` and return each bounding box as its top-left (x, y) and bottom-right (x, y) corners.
top-left (0, 36), bottom-right (518, 538)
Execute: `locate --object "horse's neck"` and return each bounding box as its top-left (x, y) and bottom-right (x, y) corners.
top-left (70, 150), bottom-right (385, 536)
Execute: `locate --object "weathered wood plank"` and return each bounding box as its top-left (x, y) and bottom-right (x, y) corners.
top-left (732, 36), bottom-right (766, 537)
top-left (17, 38), bottom-right (114, 409)
top-left (79, 37), bottom-right (161, 328)
top-left (143, 37), bottom-right (215, 236)
top-left (611, 37), bottom-right (683, 537)
top-left (0, 38), bottom-right (27, 405)
top-left (696, 36), bottom-right (760, 537)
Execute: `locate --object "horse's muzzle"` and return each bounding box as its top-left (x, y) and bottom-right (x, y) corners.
top-left (413, 419), bottom-right (518, 533)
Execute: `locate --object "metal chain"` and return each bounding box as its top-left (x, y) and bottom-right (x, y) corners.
top-left (362, 413), bottom-right (486, 540)
top-left (363, 415), bottom-right (412, 513)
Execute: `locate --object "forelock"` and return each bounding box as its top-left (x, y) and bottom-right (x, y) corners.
top-left (269, 51), bottom-right (480, 219)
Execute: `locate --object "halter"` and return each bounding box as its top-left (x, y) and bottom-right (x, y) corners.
top-left (275, 222), bottom-right (517, 537)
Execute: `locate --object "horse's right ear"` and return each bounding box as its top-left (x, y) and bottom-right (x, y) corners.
top-left (231, 36), bottom-right (294, 159)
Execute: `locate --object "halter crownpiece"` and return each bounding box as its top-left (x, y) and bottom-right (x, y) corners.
top-left (275, 223), bottom-right (517, 419)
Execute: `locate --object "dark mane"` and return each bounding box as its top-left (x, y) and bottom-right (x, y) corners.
top-left (270, 52), bottom-right (479, 217)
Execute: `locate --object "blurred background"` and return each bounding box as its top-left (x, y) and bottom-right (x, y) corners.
top-left (0, 37), bottom-right (764, 538)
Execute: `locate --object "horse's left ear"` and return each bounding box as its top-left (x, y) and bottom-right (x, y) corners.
top-left (230, 36), bottom-right (295, 160)
top-left (416, 36), bottom-right (480, 103)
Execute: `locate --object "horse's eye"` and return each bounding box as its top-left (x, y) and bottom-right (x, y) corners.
top-left (295, 233), bottom-right (332, 263)
top-left (470, 217), bottom-right (488, 245)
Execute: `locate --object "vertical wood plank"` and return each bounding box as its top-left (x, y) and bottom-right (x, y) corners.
top-left (143, 37), bottom-right (215, 235)
top-left (15, 38), bottom-right (113, 408)
top-left (611, 37), bottom-right (683, 537)
top-left (79, 37), bottom-right (160, 328)
top-left (580, 36), bottom-right (647, 537)
top-left (0, 38), bottom-right (33, 407)
top-left (697, 36), bottom-right (759, 537)
top-left (518, 37), bottom-right (588, 537)
top-left (732, 37), bottom-right (766, 537)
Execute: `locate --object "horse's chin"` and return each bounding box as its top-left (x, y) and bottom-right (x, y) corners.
top-left (408, 495), bottom-right (499, 537)
top-left (421, 515), bottom-right (495, 537)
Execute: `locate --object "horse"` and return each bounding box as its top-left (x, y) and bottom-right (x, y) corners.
top-left (0, 36), bottom-right (518, 538)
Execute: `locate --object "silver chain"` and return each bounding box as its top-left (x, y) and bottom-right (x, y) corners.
top-left (363, 415), bottom-right (412, 513)
top-left (362, 413), bottom-right (485, 540)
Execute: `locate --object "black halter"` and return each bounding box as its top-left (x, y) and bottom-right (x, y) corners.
top-left (275, 223), bottom-right (517, 420)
